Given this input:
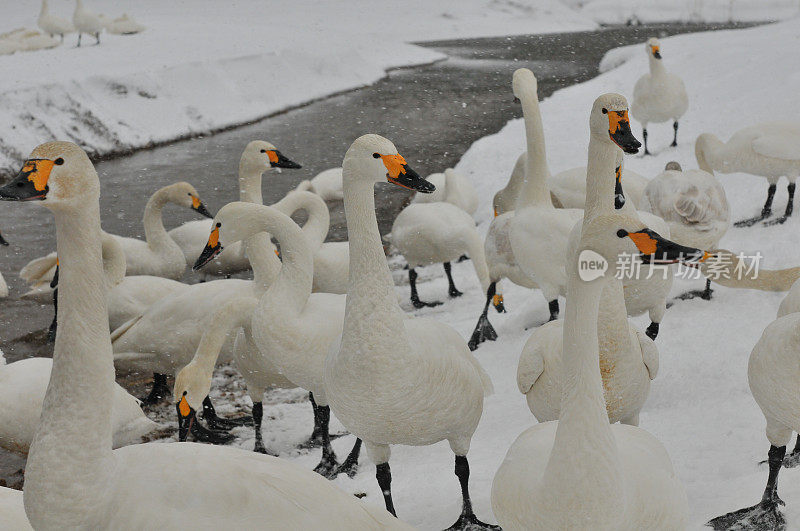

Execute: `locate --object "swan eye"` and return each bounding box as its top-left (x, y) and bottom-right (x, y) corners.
top-left (372, 153), bottom-right (381, 159)
top-left (260, 149), bottom-right (266, 153)
top-left (215, 222), bottom-right (221, 228)
top-left (182, 391), bottom-right (187, 396)
top-left (54, 157), bottom-right (64, 165)
top-left (616, 229), bottom-right (628, 238)
top-left (601, 108), bottom-right (608, 114)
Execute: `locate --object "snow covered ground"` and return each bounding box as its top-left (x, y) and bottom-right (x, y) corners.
top-left (578, 0), bottom-right (800, 25)
top-left (0, 0), bottom-right (596, 175)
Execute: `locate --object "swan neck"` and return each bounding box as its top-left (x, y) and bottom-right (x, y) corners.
top-left (245, 232), bottom-right (281, 291)
top-left (583, 138), bottom-right (620, 222)
top-left (274, 191), bottom-right (330, 249)
top-left (695, 136), bottom-right (720, 174)
top-left (101, 232), bottom-right (126, 288)
top-left (517, 91), bottom-right (552, 208)
top-left (196, 300), bottom-right (256, 374)
top-left (142, 188), bottom-right (172, 252)
top-left (238, 163), bottom-right (265, 204)
top-left (649, 55), bottom-right (667, 76)
top-left (25, 200), bottom-right (114, 527)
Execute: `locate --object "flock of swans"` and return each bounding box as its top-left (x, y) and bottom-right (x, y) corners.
top-left (0, 35), bottom-right (799, 530)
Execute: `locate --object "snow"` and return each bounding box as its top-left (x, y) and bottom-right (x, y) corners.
top-left (0, 0), bottom-right (596, 176)
top-left (579, 0), bottom-right (800, 25)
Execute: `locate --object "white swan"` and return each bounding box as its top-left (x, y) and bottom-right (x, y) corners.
top-left (640, 161), bottom-right (730, 300)
top-left (696, 122), bottom-right (800, 226)
top-left (193, 201), bottom-right (361, 476)
top-left (0, 141), bottom-right (410, 530)
top-left (631, 37), bottom-right (688, 155)
top-left (0, 487), bottom-right (30, 530)
top-left (548, 155), bottom-right (648, 210)
top-left (324, 134), bottom-right (497, 528)
top-left (493, 154), bottom-right (525, 217)
top-left (104, 13), bottom-right (145, 35)
top-left (296, 167), bottom-right (344, 201)
top-left (491, 136), bottom-right (700, 527)
top-left (0, 354), bottom-right (157, 455)
top-left (73, 0), bottom-right (103, 46)
top-left (390, 200), bottom-right (490, 308)
top-left (38, 0), bottom-right (73, 42)
top-left (517, 94), bottom-right (661, 429)
top-left (412, 168), bottom-right (479, 216)
top-left (168, 140), bottom-right (301, 277)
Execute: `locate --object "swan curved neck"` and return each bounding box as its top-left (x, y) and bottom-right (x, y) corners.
top-left (517, 90), bottom-right (552, 208)
top-left (584, 137), bottom-right (620, 223)
top-left (142, 188), bottom-right (173, 252)
top-left (236, 164), bottom-right (282, 289)
top-left (274, 191), bottom-right (330, 249)
top-left (238, 162), bottom-right (265, 204)
top-left (25, 200), bottom-right (115, 527)
top-left (695, 136), bottom-right (721, 174)
top-left (101, 232), bottom-right (126, 288)
top-left (195, 299), bottom-right (257, 375)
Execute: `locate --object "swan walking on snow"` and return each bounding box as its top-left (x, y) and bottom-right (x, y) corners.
top-left (631, 38), bottom-right (688, 155)
top-left (73, 0), bottom-right (103, 46)
top-left (38, 0), bottom-right (73, 42)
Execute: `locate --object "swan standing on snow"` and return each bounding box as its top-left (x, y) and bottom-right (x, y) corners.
top-left (296, 167), bottom-right (344, 201)
top-left (517, 94), bottom-right (659, 429)
top-left (0, 141), bottom-right (410, 531)
top-left (641, 161), bottom-right (730, 300)
top-left (412, 168), bottom-right (479, 216)
top-left (38, 0), bottom-right (73, 42)
top-left (696, 122), bottom-right (800, 227)
top-left (325, 134), bottom-right (497, 528)
top-left (73, 0), bottom-right (103, 46)
top-left (169, 140), bottom-right (301, 277)
top-left (193, 202), bottom-right (361, 477)
top-left (390, 200), bottom-right (491, 308)
top-left (631, 37), bottom-right (688, 155)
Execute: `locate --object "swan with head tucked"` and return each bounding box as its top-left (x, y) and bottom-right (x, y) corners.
top-left (631, 37), bottom-right (688, 155)
top-left (73, 0), bottom-right (103, 46)
top-left (640, 161), bottom-right (730, 300)
top-left (104, 13), bottom-right (145, 35)
top-left (38, 0), bottom-right (73, 42)
top-left (0, 141), bottom-right (410, 531)
top-left (517, 94), bottom-right (661, 429)
top-left (168, 140), bottom-right (301, 277)
top-left (696, 122), bottom-right (800, 227)
top-left (193, 201), bottom-right (361, 477)
top-left (412, 168), bottom-right (479, 216)
top-left (324, 134), bottom-right (497, 528)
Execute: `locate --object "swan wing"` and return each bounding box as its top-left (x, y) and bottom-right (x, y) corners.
top-left (751, 126), bottom-right (800, 161)
top-left (634, 327), bottom-right (659, 380)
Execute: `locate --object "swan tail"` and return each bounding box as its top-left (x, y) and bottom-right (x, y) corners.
top-left (110, 314), bottom-right (143, 344)
top-left (673, 190), bottom-right (712, 224)
top-left (19, 253), bottom-right (58, 284)
top-left (295, 180), bottom-right (313, 193)
top-left (471, 357), bottom-right (494, 397)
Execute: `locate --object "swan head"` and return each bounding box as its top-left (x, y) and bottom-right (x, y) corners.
top-left (665, 161), bottom-right (682, 172)
top-left (163, 181), bottom-right (214, 218)
top-left (646, 37), bottom-right (661, 60)
top-left (343, 134), bottom-right (433, 193)
top-left (0, 141), bottom-right (99, 209)
top-left (591, 93), bottom-right (641, 155)
top-left (173, 363), bottom-right (210, 442)
top-left (579, 213), bottom-right (711, 280)
top-left (512, 68), bottom-right (537, 104)
top-left (241, 140), bottom-right (301, 174)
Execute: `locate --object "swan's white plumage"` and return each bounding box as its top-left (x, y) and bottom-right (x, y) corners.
top-left (412, 168), bottom-right (479, 216)
top-left (72, 0), bottom-right (103, 39)
top-left (549, 164), bottom-right (648, 209)
top-left (301, 167), bottom-right (344, 201)
top-left (631, 38), bottom-right (688, 129)
top-left (104, 13), bottom-right (145, 35)
top-left (38, 0), bottom-right (74, 38)
top-left (0, 272), bottom-right (7, 298)
top-left (0, 487), bottom-right (31, 530)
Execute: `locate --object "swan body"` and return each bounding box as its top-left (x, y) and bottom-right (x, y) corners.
top-left (493, 153), bottom-right (526, 217)
top-left (0, 272), bottom-right (7, 298)
top-left (296, 167), bottom-right (344, 201)
top-left (73, 0), bottom-right (103, 45)
top-left (0, 487), bottom-right (30, 530)
top-left (0, 141), bottom-right (407, 530)
top-left (549, 164), bottom-right (647, 209)
top-left (778, 278), bottom-right (800, 318)
top-left (105, 13), bottom-right (145, 35)
top-left (0, 356), bottom-right (157, 455)
top-left (168, 141), bottom-right (300, 277)
top-left (38, 0), bottom-right (74, 40)
top-left (312, 240), bottom-right (349, 294)
top-left (640, 162), bottom-right (730, 250)
top-left (412, 168), bottom-right (479, 215)
top-left (492, 96), bottom-right (690, 529)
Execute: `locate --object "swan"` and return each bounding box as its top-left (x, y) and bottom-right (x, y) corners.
top-left (411, 168), bottom-right (479, 215)
top-left (493, 154), bottom-right (525, 217)
top-left (517, 94), bottom-right (661, 429)
top-left (492, 211), bottom-right (696, 529)
top-left (73, 0), bottom-right (103, 46)
top-left (0, 487), bottom-right (30, 530)
top-left (0, 29), bottom-right (59, 52)
top-left (695, 122), bottom-right (800, 226)
top-left (295, 167), bottom-right (344, 201)
top-left (193, 202), bottom-right (361, 477)
top-left (0, 353), bottom-right (157, 455)
top-left (0, 141), bottom-right (410, 530)
top-left (389, 200), bottom-right (490, 308)
top-left (38, 0), bottom-right (73, 42)
top-left (168, 140), bottom-right (301, 277)
top-left (640, 161), bottom-right (730, 300)
top-left (324, 134), bottom-right (497, 528)
top-left (548, 155), bottom-right (648, 210)
top-left (631, 37), bottom-right (688, 155)
top-left (104, 13), bottom-right (145, 35)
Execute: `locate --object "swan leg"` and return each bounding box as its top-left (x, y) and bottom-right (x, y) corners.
top-left (736, 183), bottom-right (776, 227)
top-left (188, 411), bottom-right (236, 445)
top-left (671, 120), bottom-right (679, 147)
top-left (548, 299), bottom-right (559, 321)
top-left (468, 283), bottom-right (498, 351)
top-left (645, 321), bottom-right (659, 340)
top-left (642, 128), bottom-right (650, 155)
top-left (334, 438), bottom-right (362, 479)
top-left (444, 262), bottom-right (463, 298)
top-left (675, 278), bottom-right (713, 301)
top-left (312, 405), bottom-right (340, 478)
top-left (445, 455), bottom-right (500, 530)
top-left (707, 445), bottom-right (786, 530)
top-left (201, 395), bottom-right (251, 430)
top-left (47, 288), bottom-right (58, 343)
top-left (375, 462), bottom-right (397, 517)
top-left (94, 32), bottom-right (100, 45)
top-left (764, 183), bottom-right (795, 226)
top-left (782, 435), bottom-right (800, 468)
top-left (141, 372), bottom-right (171, 405)
top-left (409, 268), bottom-right (442, 309)
top-left (251, 401), bottom-right (278, 455)
top-left (299, 392), bottom-right (325, 448)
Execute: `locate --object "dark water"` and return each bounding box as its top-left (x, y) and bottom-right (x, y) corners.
top-left (0, 21), bottom-right (757, 363)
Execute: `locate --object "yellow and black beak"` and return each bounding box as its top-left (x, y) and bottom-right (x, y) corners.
top-left (606, 109), bottom-right (641, 154)
top-left (614, 165), bottom-right (625, 209)
top-left (193, 223), bottom-right (222, 270)
top-left (492, 293), bottom-right (506, 313)
top-left (618, 228), bottom-right (711, 264)
top-left (0, 158), bottom-right (57, 201)
top-left (190, 195), bottom-right (214, 219)
top-left (176, 393), bottom-right (195, 442)
top-left (651, 46), bottom-right (662, 59)
top-left (379, 153), bottom-right (434, 193)
top-left (0, 231), bottom-right (8, 247)
top-left (267, 150), bottom-right (302, 169)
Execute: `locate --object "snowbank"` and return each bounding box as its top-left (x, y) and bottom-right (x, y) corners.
top-left (451, 18), bottom-right (800, 527)
top-left (0, 0), bottom-right (596, 175)
top-left (580, 0), bottom-right (800, 25)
